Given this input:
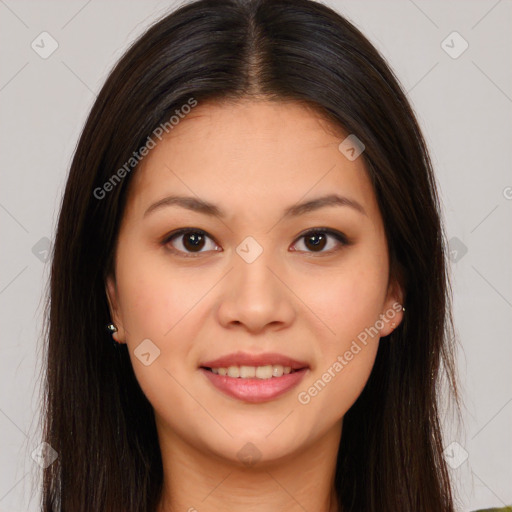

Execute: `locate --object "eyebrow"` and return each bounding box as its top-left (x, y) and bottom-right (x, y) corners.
top-left (143, 193), bottom-right (367, 219)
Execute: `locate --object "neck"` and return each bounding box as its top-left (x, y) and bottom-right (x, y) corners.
top-left (155, 421), bottom-right (342, 512)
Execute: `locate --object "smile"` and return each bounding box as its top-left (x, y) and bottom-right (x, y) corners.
top-left (199, 352), bottom-right (309, 403)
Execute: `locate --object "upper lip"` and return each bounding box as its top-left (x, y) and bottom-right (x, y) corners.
top-left (200, 351), bottom-right (309, 370)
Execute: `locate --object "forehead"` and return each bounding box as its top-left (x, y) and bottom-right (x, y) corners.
top-left (124, 100), bottom-right (378, 222)
top-left (158, 99), bottom-right (346, 144)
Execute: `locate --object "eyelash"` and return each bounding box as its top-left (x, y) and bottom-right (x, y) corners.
top-left (161, 227), bottom-right (350, 258)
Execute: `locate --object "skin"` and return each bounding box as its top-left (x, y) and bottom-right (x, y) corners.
top-left (105, 99), bottom-right (404, 512)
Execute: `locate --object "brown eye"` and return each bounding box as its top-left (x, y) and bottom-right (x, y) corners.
top-left (164, 229), bottom-right (219, 257)
top-left (182, 231), bottom-right (206, 251)
top-left (304, 232), bottom-right (327, 251)
top-left (292, 229), bottom-right (348, 254)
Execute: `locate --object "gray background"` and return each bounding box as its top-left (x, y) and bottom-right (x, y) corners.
top-left (0, 0), bottom-right (510, 510)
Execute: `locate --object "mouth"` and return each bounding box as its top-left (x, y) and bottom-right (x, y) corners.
top-left (199, 352), bottom-right (309, 403)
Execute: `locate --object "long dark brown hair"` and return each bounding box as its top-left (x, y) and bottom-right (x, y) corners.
top-left (40, 0), bottom-right (461, 510)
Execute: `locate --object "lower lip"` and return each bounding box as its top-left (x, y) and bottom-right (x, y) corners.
top-left (200, 368), bottom-right (308, 403)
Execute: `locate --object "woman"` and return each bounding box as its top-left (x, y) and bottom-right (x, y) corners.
top-left (41, 0), bottom-right (464, 510)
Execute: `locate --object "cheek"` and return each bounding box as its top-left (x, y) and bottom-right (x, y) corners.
top-left (292, 253), bottom-right (386, 421)
top-left (114, 250), bottom-right (210, 428)
top-left (114, 242), bottom-right (215, 392)
top-left (296, 340), bottom-right (379, 434)
top-left (295, 254), bottom-right (388, 343)
top-left (116, 245), bottom-right (207, 339)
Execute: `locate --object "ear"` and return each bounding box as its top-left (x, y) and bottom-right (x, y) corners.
top-left (105, 273), bottom-right (126, 344)
top-left (378, 277), bottom-right (405, 337)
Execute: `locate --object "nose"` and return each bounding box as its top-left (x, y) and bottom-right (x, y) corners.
top-left (216, 245), bottom-right (296, 334)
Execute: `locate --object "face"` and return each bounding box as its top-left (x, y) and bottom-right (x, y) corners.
top-left (105, 100), bottom-right (403, 465)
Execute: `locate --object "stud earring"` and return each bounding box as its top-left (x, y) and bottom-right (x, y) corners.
top-left (106, 322), bottom-right (121, 347)
top-left (106, 323), bottom-right (118, 334)
top-left (391, 322), bottom-right (397, 329)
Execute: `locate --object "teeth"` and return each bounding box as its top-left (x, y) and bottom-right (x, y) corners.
top-left (227, 366), bottom-right (240, 378)
top-left (240, 365), bottom-right (256, 378)
top-left (255, 365), bottom-right (272, 379)
top-left (209, 364), bottom-right (296, 379)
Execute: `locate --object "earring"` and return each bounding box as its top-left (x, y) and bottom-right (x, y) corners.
top-left (106, 322), bottom-right (120, 347)
top-left (390, 322), bottom-right (397, 329)
top-left (106, 323), bottom-right (118, 334)
top-left (402, 306), bottom-right (406, 311)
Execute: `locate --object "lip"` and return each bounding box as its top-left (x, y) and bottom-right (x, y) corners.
top-left (200, 367), bottom-right (308, 403)
top-left (199, 351), bottom-right (310, 403)
top-left (200, 351), bottom-right (309, 371)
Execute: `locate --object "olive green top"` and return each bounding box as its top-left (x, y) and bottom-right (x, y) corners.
top-left (473, 507), bottom-right (512, 511)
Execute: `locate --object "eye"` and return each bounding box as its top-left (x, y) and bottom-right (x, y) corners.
top-left (291, 228), bottom-right (349, 254)
top-left (163, 229), bottom-right (220, 257)
top-left (162, 227), bottom-right (349, 258)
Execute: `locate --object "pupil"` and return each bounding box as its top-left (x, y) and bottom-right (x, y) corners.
top-left (184, 232), bottom-right (204, 251)
top-left (306, 233), bottom-right (326, 251)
